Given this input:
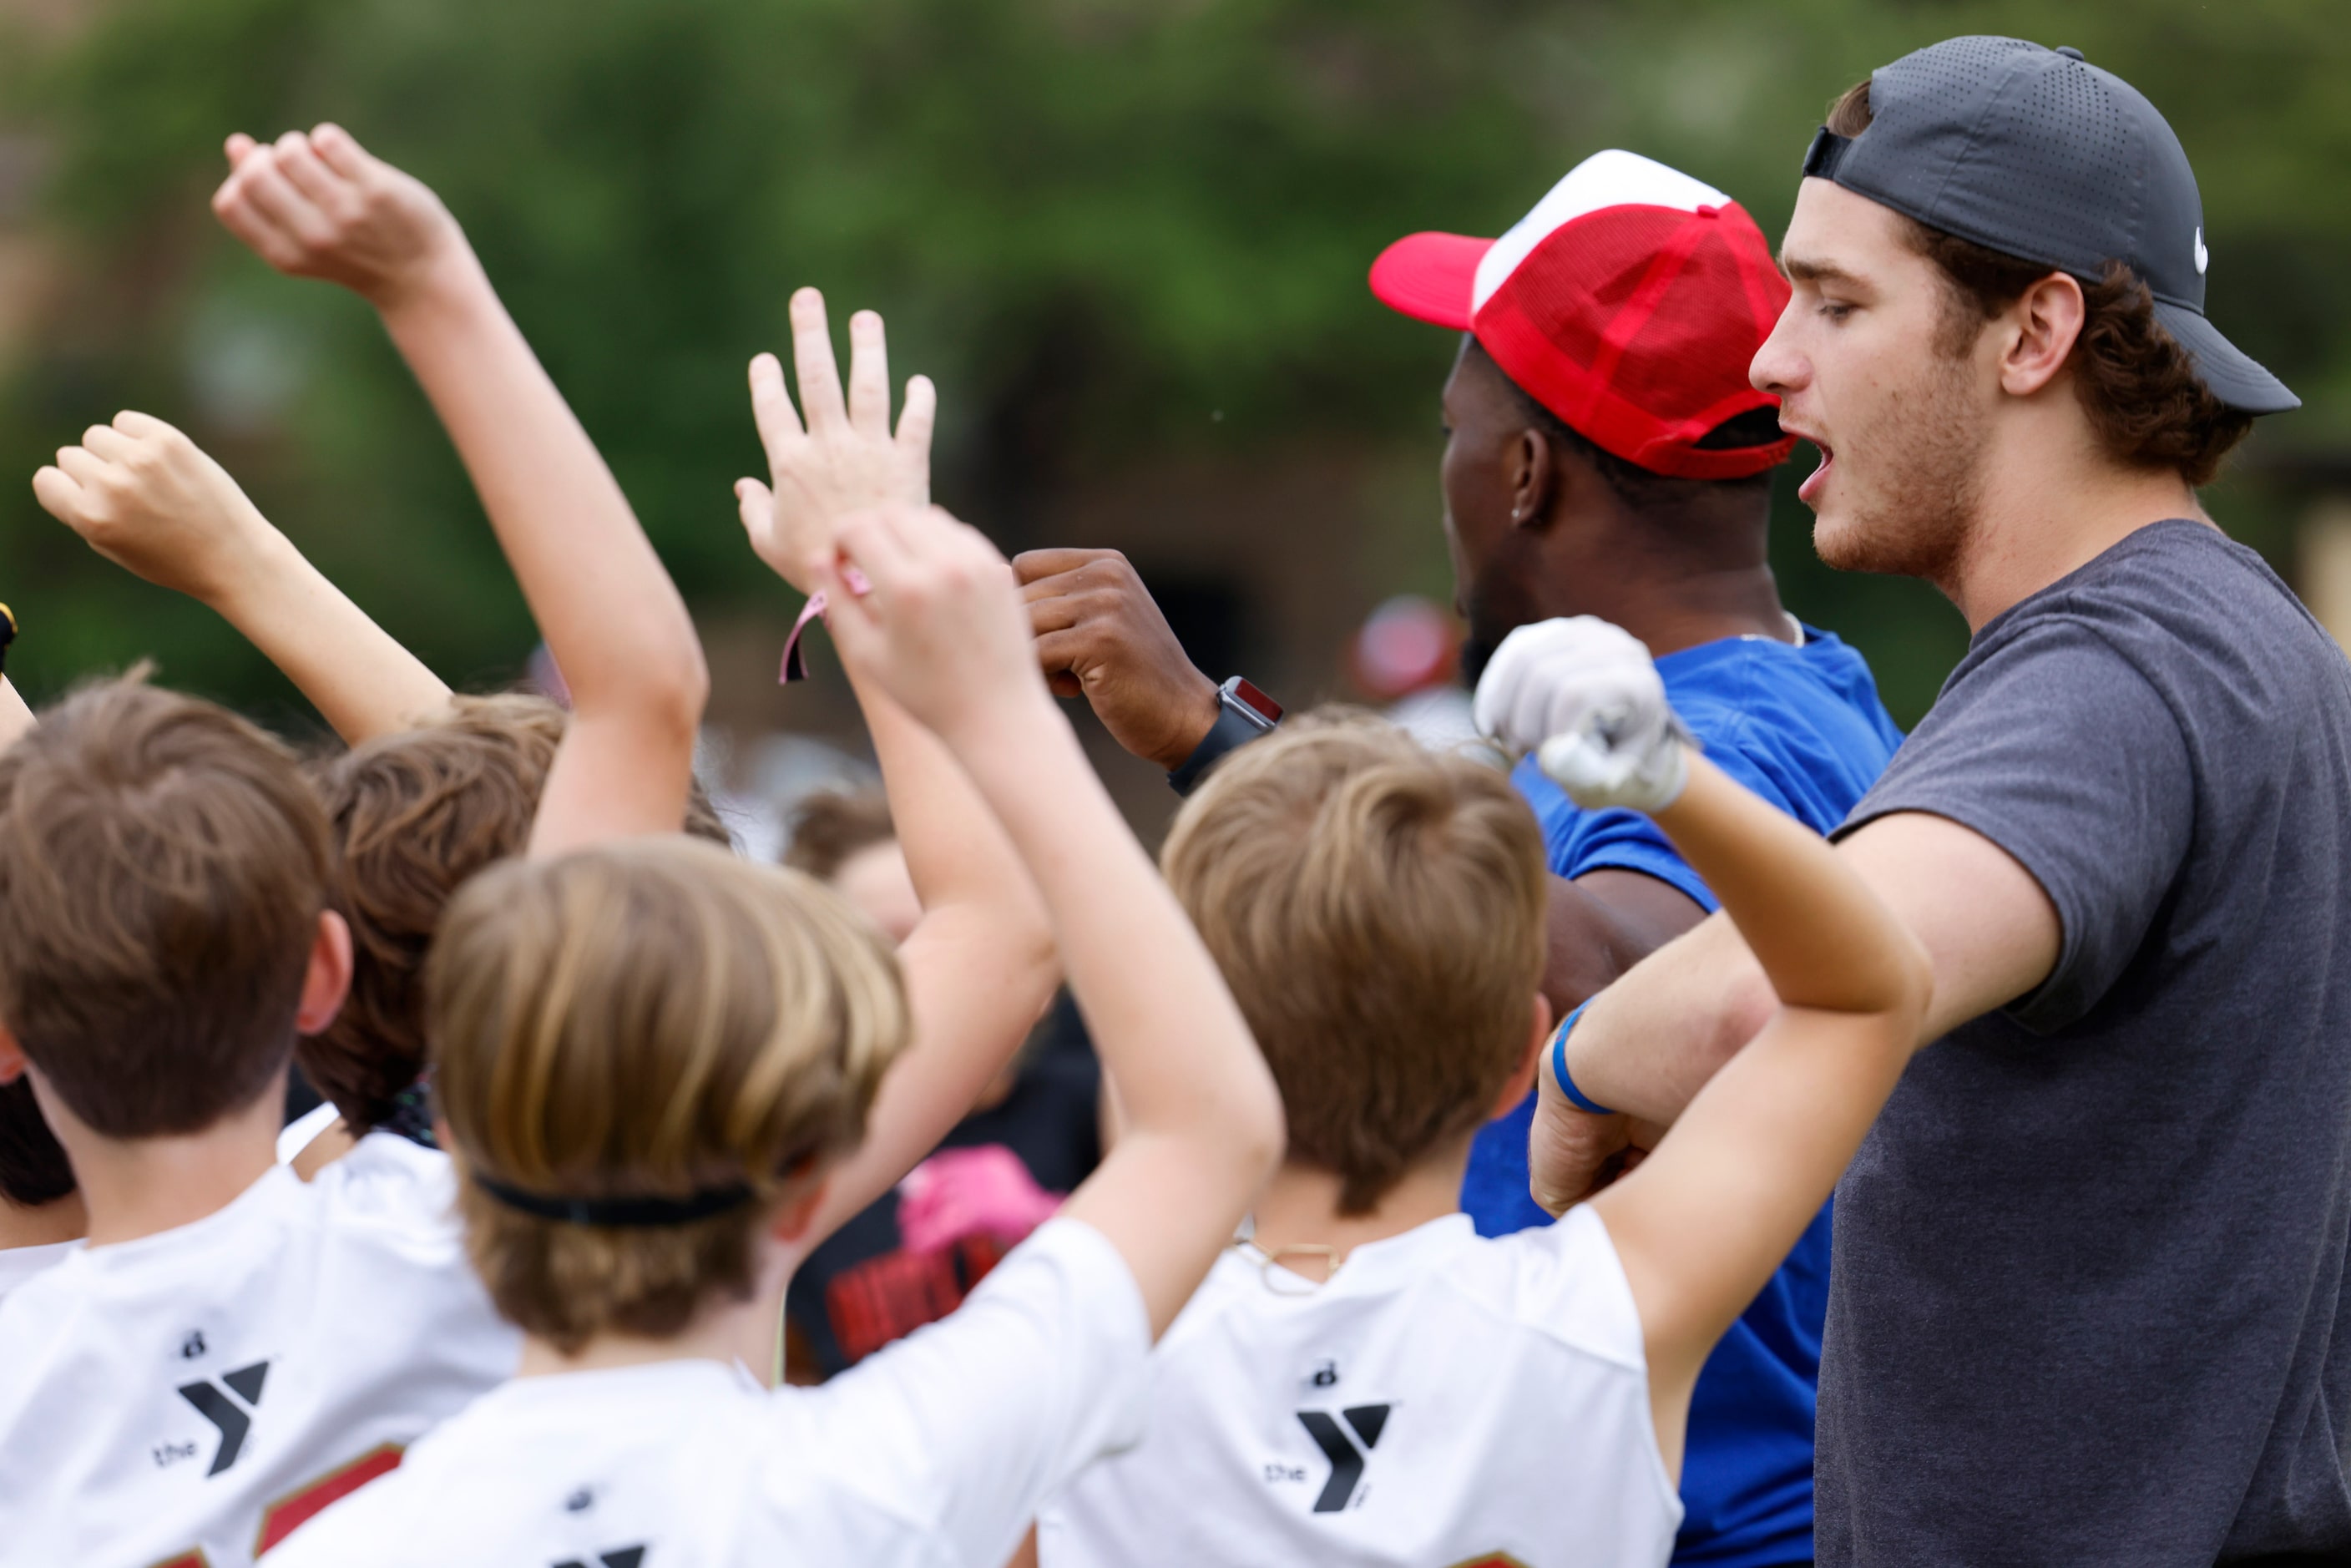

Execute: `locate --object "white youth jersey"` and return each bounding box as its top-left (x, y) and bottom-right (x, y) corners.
top-left (1039, 1206), bottom-right (1682, 1568)
top-left (266, 1217), bottom-right (1150, 1568)
top-left (0, 1238), bottom-right (74, 1306)
top-left (0, 1132), bottom-right (518, 1568)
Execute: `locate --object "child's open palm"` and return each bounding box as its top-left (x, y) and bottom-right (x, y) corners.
top-left (738, 290), bottom-right (936, 594)
top-left (211, 124), bottom-right (464, 309)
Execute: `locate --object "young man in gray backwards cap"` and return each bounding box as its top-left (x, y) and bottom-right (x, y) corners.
top-left (1479, 36), bottom-right (2351, 1564)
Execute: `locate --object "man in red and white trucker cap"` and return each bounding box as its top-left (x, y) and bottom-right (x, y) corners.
top-left (1376, 148), bottom-right (1906, 1568)
top-left (1370, 148), bottom-right (1793, 484)
top-left (1011, 149), bottom-right (1897, 1568)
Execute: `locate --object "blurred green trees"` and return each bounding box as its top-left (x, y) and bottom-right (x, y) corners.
top-left (2, 0), bottom-right (2345, 729)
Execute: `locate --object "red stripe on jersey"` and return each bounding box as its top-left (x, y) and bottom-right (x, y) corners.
top-left (253, 1441), bottom-right (405, 1555)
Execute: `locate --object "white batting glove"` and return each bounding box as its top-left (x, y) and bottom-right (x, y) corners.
top-left (1472, 616), bottom-right (1694, 812)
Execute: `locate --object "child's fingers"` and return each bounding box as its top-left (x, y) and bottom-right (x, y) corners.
top-left (30, 465), bottom-right (84, 519)
top-left (53, 445), bottom-right (111, 488)
top-left (212, 190), bottom-right (303, 271)
top-left (735, 477), bottom-right (776, 550)
top-left (79, 423), bottom-right (139, 465)
top-left (272, 131), bottom-right (351, 215)
top-left (748, 353), bottom-right (805, 455)
top-left (111, 409), bottom-right (178, 443)
top-left (234, 154), bottom-right (335, 250)
top-left (308, 123), bottom-right (372, 182)
top-left (810, 550), bottom-right (883, 659)
top-left (224, 133), bottom-right (260, 166)
top-left (845, 311), bottom-right (890, 437)
top-left (896, 374), bottom-right (938, 464)
top-left (834, 506), bottom-right (919, 581)
top-left (788, 288), bottom-right (850, 433)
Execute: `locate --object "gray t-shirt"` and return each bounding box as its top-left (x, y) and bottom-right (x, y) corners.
top-left (1821, 519), bottom-right (2351, 1566)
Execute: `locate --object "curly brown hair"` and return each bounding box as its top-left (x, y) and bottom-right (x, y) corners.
top-left (1826, 79), bottom-right (2252, 487)
top-left (302, 693), bottom-right (732, 1134)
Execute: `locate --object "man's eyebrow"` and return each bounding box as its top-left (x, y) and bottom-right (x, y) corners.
top-left (1779, 252), bottom-right (1866, 288)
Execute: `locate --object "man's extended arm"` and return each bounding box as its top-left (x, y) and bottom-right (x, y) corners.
top-left (1528, 807), bottom-right (2062, 1211)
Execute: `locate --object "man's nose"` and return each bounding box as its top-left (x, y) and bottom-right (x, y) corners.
top-left (1750, 302), bottom-right (1807, 397)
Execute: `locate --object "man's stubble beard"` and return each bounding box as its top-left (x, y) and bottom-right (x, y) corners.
top-left (1812, 347), bottom-right (1989, 593)
top-left (1457, 548), bottom-right (1544, 689)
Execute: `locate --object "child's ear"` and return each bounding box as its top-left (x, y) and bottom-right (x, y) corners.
top-left (296, 909), bottom-right (355, 1036)
top-left (768, 1171), bottom-right (835, 1246)
top-left (1489, 992), bottom-right (1555, 1121)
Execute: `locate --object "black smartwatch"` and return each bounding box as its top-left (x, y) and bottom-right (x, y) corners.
top-left (1167, 676), bottom-right (1283, 797)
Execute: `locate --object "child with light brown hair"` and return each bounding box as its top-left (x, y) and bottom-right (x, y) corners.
top-left (1038, 618), bottom-right (1930, 1568)
top-left (265, 488), bottom-right (1286, 1566)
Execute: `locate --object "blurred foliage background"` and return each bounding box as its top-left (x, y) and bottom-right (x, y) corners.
top-left (1, 0), bottom-right (2346, 764)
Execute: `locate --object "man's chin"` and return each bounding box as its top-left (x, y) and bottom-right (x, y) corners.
top-left (1811, 509), bottom-right (1875, 574)
top-left (1813, 503), bottom-right (1959, 580)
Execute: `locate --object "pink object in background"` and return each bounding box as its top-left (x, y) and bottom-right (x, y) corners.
top-left (1350, 594), bottom-right (1460, 701)
top-left (897, 1145), bottom-right (1064, 1255)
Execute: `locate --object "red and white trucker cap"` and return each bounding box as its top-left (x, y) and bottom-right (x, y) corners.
top-left (1371, 149), bottom-right (1795, 481)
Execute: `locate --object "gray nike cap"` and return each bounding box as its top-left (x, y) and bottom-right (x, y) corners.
top-left (1803, 35), bottom-right (2297, 415)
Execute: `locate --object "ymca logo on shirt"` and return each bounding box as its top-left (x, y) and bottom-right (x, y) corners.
top-left (170, 1356), bottom-right (271, 1476)
top-left (553, 1549), bottom-right (645, 1568)
top-left (1287, 1403), bottom-right (1390, 1513)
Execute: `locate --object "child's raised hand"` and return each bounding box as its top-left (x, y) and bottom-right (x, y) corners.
top-left (815, 506), bottom-right (1046, 742)
top-left (32, 412), bottom-right (281, 604)
top-left (738, 290), bottom-right (936, 594)
top-left (1474, 615), bottom-right (1692, 812)
top-left (210, 124), bottom-right (464, 310)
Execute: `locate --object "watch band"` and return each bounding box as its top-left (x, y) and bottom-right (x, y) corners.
top-left (1167, 676), bottom-right (1283, 797)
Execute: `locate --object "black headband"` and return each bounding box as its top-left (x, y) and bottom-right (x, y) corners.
top-left (470, 1171), bottom-right (758, 1228)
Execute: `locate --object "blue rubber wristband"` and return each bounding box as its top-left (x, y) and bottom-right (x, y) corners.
top-left (1550, 1000), bottom-right (1617, 1117)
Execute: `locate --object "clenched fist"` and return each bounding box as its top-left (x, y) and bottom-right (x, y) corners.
top-left (32, 412), bottom-right (284, 607)
top-left (211, 124), bottom-right (467, 311)
top-left (1012, 549), bottom-right (1220, 771)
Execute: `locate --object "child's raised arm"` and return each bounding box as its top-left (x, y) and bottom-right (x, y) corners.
top-left (1480, 616), bottom-right (1931, 1477)
top-left (210, 126), bottom-right (705, 853)
top-left (736, 295), bottom-right (1056, 1248)
top-left (32, 412), bottom-right (449, 742)
top-left (817, 506), bottom-right (1285, 1338)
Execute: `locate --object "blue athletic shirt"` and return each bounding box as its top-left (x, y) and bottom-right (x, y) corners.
top-left (1461, 625), bottom-right (1904, 1568)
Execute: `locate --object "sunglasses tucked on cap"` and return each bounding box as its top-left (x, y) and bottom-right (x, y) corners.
top-left (1803, 35), bottom-right (2295, 416)
top-left (1370, 149), bottom-right (1795, 482)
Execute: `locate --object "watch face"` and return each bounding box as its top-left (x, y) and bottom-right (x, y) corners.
top-left (1226, 677), bottom-right (1283, 726)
